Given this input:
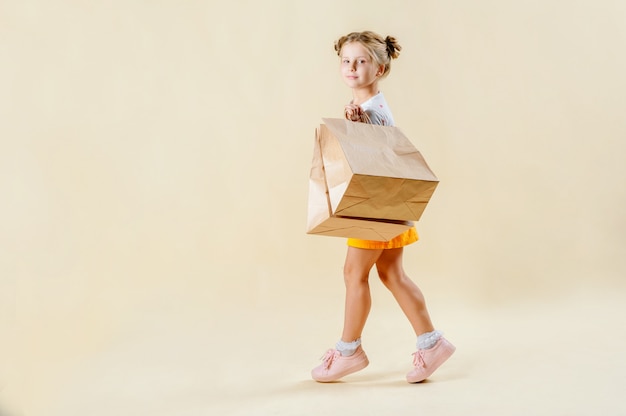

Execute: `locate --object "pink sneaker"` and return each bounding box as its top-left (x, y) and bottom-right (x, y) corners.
top-left (406, 337), bottom-right (455, 383)
top-left (311, 345), bottom-right (369, 382)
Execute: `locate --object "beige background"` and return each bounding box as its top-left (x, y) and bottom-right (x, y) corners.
top-left (1, 0), bottom-right (625, 415)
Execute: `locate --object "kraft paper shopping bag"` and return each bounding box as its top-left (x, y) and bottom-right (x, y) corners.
top-left (319, 118), bottom-right (439, 222)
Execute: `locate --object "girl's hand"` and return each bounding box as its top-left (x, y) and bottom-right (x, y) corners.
top-left (344, 104), bottom-right (364, 122)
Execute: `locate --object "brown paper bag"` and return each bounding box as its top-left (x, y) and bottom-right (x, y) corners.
top-left (306, 127), bottom-right (413, 241)
top-left (319, 118), bottom-right (439, 222)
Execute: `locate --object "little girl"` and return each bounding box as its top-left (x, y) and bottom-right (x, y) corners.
top-left (311, 31), bottom-right (455, 383)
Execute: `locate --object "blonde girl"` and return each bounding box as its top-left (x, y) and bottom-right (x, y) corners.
top-left (311, 31), bottom-right (455, 383)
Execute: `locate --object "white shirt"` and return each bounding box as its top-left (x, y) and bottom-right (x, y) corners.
top-left (359, 92), bottom-right (396, 127)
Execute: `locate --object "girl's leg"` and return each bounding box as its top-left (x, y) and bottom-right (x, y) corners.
top-left (341, 246), bottom-right (383, 342)
top-left (375, 247), bottom-right (435, 336)
top-left (311, 247), bottom-right (381, 383)
top-left (376, 247), bottom-right (456, 383)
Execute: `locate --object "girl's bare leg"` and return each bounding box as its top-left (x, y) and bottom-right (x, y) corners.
top-left (375, 247), bottom-right (435, 336)
top-left (340, 246), bottom-right (383, 342)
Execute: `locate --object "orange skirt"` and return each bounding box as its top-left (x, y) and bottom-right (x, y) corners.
top-left (347, 227), bottom-right (419, 250)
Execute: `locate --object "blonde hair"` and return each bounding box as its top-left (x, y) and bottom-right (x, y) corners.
top-left (334, 31), bottom-right (402, 78)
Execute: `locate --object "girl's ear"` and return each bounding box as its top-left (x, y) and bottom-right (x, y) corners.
top-left (377, 64), bottom-right (385, 76)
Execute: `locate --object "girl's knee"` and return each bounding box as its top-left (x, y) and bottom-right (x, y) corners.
top-left (376, 268), bottom-right (389, 283)
top-left (377, 267), bottom-right (404, 287)
top-left (343, 269), bottom-right (368, 285)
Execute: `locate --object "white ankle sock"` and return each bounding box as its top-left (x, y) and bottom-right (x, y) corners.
top-left (336, 338), bottom-right (361, 356)
top-left (417, 330), bottom-right (442, 350)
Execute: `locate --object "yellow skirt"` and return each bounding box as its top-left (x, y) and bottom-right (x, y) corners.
top-left (347, 227), bottom-right (419, 250)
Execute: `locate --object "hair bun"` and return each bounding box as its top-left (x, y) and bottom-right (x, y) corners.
top-left (385, 36), bottom-right (402, 59)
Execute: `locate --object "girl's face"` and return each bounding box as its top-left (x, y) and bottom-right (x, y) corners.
top-left (340, 41), bottom-right (383, 90)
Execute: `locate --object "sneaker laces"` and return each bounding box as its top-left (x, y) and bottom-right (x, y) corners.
top-left (320, 349), bottom-right (341, 370)
top-left (412, 350), bottom-right (426, 369)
